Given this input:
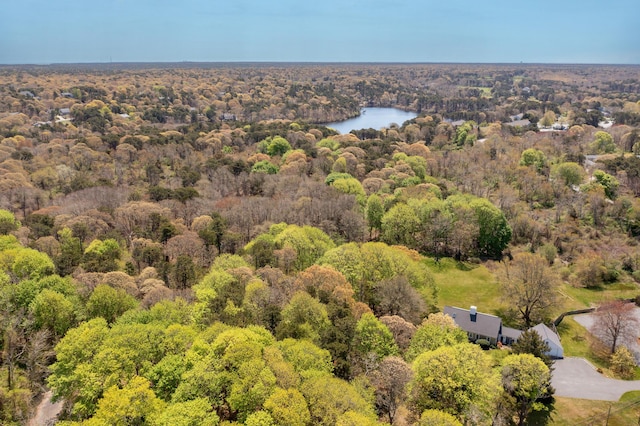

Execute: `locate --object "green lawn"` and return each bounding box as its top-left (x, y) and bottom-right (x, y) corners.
top-left (425, 258), bottom-right (505, 314)
top-left (426, 256), bottom-right (639, 322)
top-left (559, 281), bottom-right (638, 310)
top-left (549, 393), bottom-right (640, 426)
top-left (555, 317), bottom-right (612, 370)
top-left (460, 86), bottom-right (493, 98)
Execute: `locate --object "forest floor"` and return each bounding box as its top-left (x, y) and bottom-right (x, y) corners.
top-left (29, 390), bottom-right (63, 426)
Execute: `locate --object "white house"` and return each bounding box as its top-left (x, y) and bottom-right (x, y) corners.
top-left (444, 305), bottom-right (564, 358)
top-left (530, 323), bottom-right (564, 359)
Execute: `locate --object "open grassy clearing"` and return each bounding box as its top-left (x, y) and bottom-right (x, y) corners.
top-left (426, 256), bottom-right (637, 318)
top-left (559, 281), bottom-right (639, 311)
top-left (459, 86), bottom-right (493, 97)
top-left (425, 258), bottom-right (505, 314)
top-left (547, 392), bottom-right (640, 426)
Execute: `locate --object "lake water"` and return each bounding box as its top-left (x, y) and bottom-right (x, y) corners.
top-left (324, 107), bottom-right (418, 134)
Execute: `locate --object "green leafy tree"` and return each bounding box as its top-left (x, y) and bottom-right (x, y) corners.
top-left (244, 224), bottom-right (335, 272)
top-left (319, 242), bottom-right (436, 309)
top-left (245, 235), bottom-right (276, 268)
top-left (172, 255), bottom-right (197, 290)
top-left (301, 375), bottom-right (377, 426)
top-left (146, 354), bottom-right (187, 401)
top-left (90, 376), bottom-right (165, 426)
top-left (511, 328), bottom-right (553, 368)
top-left (551, 162), bottom-right (585, 187)
top-left (331, 177), bottom-right (366, 200)
top-left (245, 411), bottom-right (275, 426)
top-left (86, 284), bottom-right (138, 324)
top-left (29, 289), bottom-right (76, 336)
top-left (353, 313), bottom-right (398, 364)
top-left (266, 136), bottom-right (292, 156)
top-left (454, 121), bottom-right (477, 146)
top-left (593, 169), bottom-right (619, 199)
top-left (317, 138), bottom-right (340, 151)
top-left (0, 209), bottom-right (19, 235)
top-left (467, 196), bottom-right (512, 258)
top-left (24, 213), bottom-right (55, 239)
top-left (500, 354), bottom-right (553, 426)
top-left (275, 338), bottom-right (333, 380)
top-left (227, 357), bottom-right (277, 422)
top-left (252, 160), bottom-right (279, 174)
top-left (590, 131), bottom-right (616, 154)
top-left (191, 257), bottom-right (250, 326)
top-left (381, 203), bottom-right (420, 247)
top-left (405, 313), bottom-right (467, 362)
top-left (0, 234), bottom-right (20, 251)
top-left (264, 387), bottom-right (310, 426)
top-left (11, 248), bottom-right (55, 281)
top-left (83, 239), bottom-right (121, 273)
top-left (172, 326), bottom-right (274, 422)
top-left (173, 187), bottom-right (200, 203)
top-left (276, 292), bottom-right (330, 344)
top-left (11, 275), bottom-right (75, 315)
top-left (365, 194), bottom-right (385, 239)
top-left (325, 172), bottom-right (353, 185)
top-left (408, 343), bottom-right (499, 421)
top-left (55, 228), bottom-right (83, 276)
top-left (519, 148), bottom-right (546, 173)
top-left (198, 212), bottom-right (228, 255)
top-left (48, 318), bottom-right (110, 415)
top-left (332, 157), bottom-right (348, 173)
top-left (418, 409), bottom-right (463, 426)
top-left (539, 110), bottom-right (556, 128)
top-left (151, 398), bottom-right (219, 426)
top-left (610, 346), bottom-right (636, 379)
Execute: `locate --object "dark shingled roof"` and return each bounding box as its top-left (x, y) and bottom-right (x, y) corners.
top-left (443, 306), bottom-right (502, 340)
top-left (502, 326), bottom-right (523, 341)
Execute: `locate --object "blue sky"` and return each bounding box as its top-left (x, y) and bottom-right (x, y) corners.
top-left (1, 0), bottom-right (639, 64)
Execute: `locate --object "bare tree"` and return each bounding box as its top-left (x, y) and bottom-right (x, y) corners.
top-left (380, 315), bottom-right (417, 352)
top-left (500, 252), bottom-right (559, 327)
top-left (375, 276), bottom-right (426, 325)
top-left (24, 329), bottom-right (54, 393)
top-left (591, 300), bottom-right (639, 354)
top-left (370, 356), bottom-right (413, 424)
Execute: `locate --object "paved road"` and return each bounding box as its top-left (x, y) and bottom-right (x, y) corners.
top-left (573, 308), bottom-right (640, 364)
top-left (552, 357), bottom-right (640, 401)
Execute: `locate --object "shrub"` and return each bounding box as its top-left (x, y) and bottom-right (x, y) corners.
top-left (476, 339), bottom-right (491, 349)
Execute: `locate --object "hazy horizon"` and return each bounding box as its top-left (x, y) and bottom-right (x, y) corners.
top-left (2, 61), bottom-right (639, 67)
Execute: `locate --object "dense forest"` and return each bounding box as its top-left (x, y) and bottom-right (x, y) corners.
top-left (0, 63), bottom-right (640, 425)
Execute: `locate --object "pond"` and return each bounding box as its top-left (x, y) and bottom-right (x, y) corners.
top-left (324, 107), bottom-right (418, 134)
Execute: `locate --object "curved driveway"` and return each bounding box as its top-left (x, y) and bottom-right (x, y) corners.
top-left (552, 357), bottom-right (640, 401)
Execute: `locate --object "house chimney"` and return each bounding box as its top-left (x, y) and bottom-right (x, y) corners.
top-left (470, 306), bottom-right (477, 322)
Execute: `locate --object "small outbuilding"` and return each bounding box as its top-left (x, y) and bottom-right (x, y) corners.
top-left (530, 323), bottom-right (564, 359)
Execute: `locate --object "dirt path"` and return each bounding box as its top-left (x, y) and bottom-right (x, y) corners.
top-left (29, 390), bottom-right (63, 426)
